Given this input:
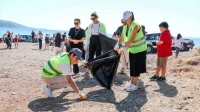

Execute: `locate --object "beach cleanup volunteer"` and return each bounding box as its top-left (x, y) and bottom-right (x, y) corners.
top-left (41, 48), bottom-right (87, 100)
top-left (84, 12), bottom-right (106, 62)
top-left (115, 19), bottom-right (129, 74)
top-left (115, 11), bottom-right (147, 92)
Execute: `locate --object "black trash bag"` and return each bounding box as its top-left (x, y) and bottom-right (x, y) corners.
top-left (99, 34), bottom-right (118, 54)
top-left (87, 50), bottom-right (120, 89)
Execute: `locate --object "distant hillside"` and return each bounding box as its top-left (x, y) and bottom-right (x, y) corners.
top-left (0, 20), bottom-right (29, 28)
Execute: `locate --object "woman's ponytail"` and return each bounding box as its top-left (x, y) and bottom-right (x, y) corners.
top-left (131, 12), bottom-right (135, 21)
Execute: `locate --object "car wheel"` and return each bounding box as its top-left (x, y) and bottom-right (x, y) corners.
top-left (147, 45), bottom-right (153, 53)
top-left (180, 43), bottom-right (187, 51)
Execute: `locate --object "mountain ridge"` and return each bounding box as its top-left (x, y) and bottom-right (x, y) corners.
top-left (0, 20), bottom-right (29, 28)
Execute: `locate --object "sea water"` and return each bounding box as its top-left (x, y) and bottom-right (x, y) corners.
top-left (0, 27), bottom-right (199, 48)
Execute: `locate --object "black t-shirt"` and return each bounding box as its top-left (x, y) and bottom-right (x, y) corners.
top-left (45, 37), bottom-right (49, 43)
top-left (62, 34), bottom-right (66, 42)
top-left (68, 27), bottom-right (85, 48)
top-left (54, 37), bottom-right (62, 47)
top-left (115, 26), bottom-right (123, 38)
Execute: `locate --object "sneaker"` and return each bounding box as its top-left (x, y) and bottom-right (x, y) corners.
top-left (62, 87), bottom-right (74, 93)
top-left (78, 91), bottom-right (87, 100)
top-left (120, 68), bottom-right (125, 74)
top-left (43, 85), bottom-right (54, 98)
top-left (150, 75), bottom-right (159, 80)
top-left (125, 84), bottom-right (138, 92)
top-left (157, 76), bottom-right (166, 81)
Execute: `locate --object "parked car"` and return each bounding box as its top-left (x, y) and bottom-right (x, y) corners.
top-left (145, 33), bottom-right (195, 53)
top-left (19, 35), bottom-right (38, 42)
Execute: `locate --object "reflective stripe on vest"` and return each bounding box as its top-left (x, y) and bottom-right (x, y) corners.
top-left (129, 36), bottom-right (146, 48)
top-left (125, 21), bottom-right (147, 53)
top-left (41, 52), bottom-right (70, 78)
top-left (47, 60), bottom-right (62, 75)
top-left (43, 68), bottom-right (54, 76)
top-left (129, 41), bottom-right (146, 48)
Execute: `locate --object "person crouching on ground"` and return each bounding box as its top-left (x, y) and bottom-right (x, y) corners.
top-left (41, 48), bottom-right (87, 100)
top-left (150, 22), bottom-right (172, 81)
top-left (14, 35), bottom-right (19, 49)
top-left (52, 33), bottom-right (63, 55)
top-left (115, 11), bottom-right (147, 92)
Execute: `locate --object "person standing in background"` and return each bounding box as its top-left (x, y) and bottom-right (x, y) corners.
top-left (141, 25), bottom-right (148, 36)
top-left (62, 32), bottom-right (67, 52)
top-left (68, 18), bottom-right (85, 75)
top-left (37, 31), bottom-right (43, 50)
top-left (174, 33), bottom-right (184, 58)
top-left (115, 20), bottom-right (129, 74)
top-left (31, 30), bottom-right (35, 43)
top-left (52, 32), bottom-right (63, 55)
top-left (44, 34), bottom-right (50, 50)
top-left (14, 35), bottom-right (19, 49)
top-left (6, 31), bottom-right (12, 49)
top-left (150, 22), bottom-right (172, 81)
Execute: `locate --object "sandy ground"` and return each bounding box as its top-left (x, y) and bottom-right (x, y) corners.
top-left (0, 43), bottom-right (200, 112)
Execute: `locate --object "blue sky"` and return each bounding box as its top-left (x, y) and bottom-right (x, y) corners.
top-left (0, 0), bottom-right (200, 37)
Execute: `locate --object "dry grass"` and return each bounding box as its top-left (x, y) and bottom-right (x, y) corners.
top-left (182, 66), bottom-right (191, 72)
top-left (172, 67), bottom-right (182, 73)
top-left (197, 48), bottom-right (200, 54)
top-left (193, 48), bottom-right (200, 56)
top-left (186, 60), bottom-right (199, 66)
top-left (172, 66), bottom-right (192, 73)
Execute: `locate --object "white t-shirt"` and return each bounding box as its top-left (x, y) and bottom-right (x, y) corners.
top-left (91, 23), bottom-right (100, 35)
top-left (58, 64), bottom-right (73, 75)
top-left (174, 38), bottom-right (184, 48)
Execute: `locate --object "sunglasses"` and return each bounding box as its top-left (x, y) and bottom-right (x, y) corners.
top-left (74, 22), bottom-right (79, 25)
top-left (91, 18), bottom-right (96, 20)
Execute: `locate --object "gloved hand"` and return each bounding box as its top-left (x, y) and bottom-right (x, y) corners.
top-left (78, 91), bottom-right (87, 100)
top-left (118, 47), bottom-right (124, 55)
top-left (82, 60), bottom-right (87, 67)
top-left (114, 45), bottom-right (119, 51)
top-left (73, 40), bottom-right (79, 44)
top-left (84, 44), bottom-right (88, 51)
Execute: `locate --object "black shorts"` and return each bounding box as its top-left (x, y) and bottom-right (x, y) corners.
top-left (129, 51), bottom-right (146, 77)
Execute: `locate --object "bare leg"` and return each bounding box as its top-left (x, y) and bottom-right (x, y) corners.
top-left (161, 67), bottom-right (166, 78)
top-left (130, 76), bottom-right (139, 86)
top-left (156, 66), bottom-right (161, 76)
top-left (47, 44), bottom-right (49, 50)
top-left (44, 44), bottom-right (47, 50)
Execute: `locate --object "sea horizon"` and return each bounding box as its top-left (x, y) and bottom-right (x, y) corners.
top-left (0, 27), bottom-right (199, 48)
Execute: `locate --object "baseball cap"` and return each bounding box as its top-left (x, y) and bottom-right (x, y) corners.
top-left (70, 48), bottom-right (82, 61)
top-left (122, 11), bottom-right (132, 21)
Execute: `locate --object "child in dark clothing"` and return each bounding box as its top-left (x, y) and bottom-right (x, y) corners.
top-left (44, 34), bottom-right (50, 50)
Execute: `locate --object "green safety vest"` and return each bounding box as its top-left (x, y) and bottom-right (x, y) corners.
top-left (122, 26), bottom-right (128, 42)
top-left (123, 21), bottom-right (147, 54)
top-left (84, 22), bottom-right (106, 45)
top-left (41, 52), bottom-right (70, 78)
